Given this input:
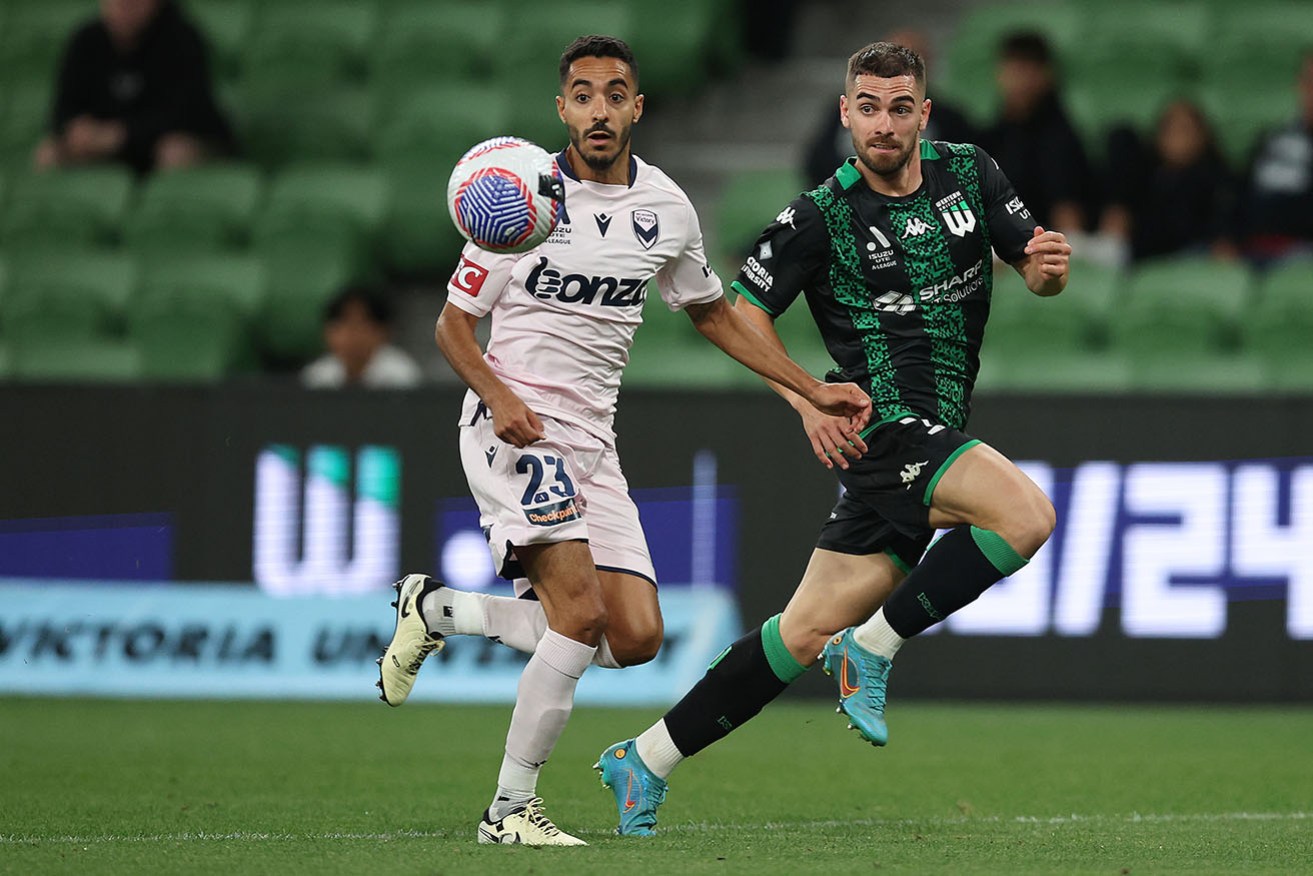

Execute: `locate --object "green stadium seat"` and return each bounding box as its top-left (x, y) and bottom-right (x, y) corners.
top-left (1244, 259), bottom-right (1313, 391)
top-left (0, 78), bottom-right (51, 174)
top-left (184, 0), bottom-right (252, 81)
top-left (254, 163), bottom-right (389, 276)
top-left (768, 297), bottom-right (836, 381)
top-left (236, 83), bottom-right (375, 167)
top-left (258, 248), bottom-right (357, 363)
top-left (123, 163), bottom-right (263, 255)
top-left (131, 254), bottom-right (264, 381)
top-left (978, 349), bottom-right (1136, 393)
top-left (1109, 257), bottom-right (1253, 366)
top-left (244, 0), bottom-right (379, 87)
top-left (374, 86), bottom-right (510, 168)
top-left (137, 252), bottom-right (265, 319)
top-left (3, 251), bottom-right (137, 344)
top-left (0, 342), bottom-right (10, 379)
top-left (715, 168), bottom-right (806, 264)
top-left (1198, 80), bottom-right (1299, 167)
top-left (11, 338), bottom-right (143, 383)
top-left (627, 0), bottom-right (717, 97)
top-left (1, 167), bottom-right (133, 251)
top-left (1124, 351), bottom-right (1267, 393)
top-left (380, 161), bottom-right (466, 278)
top-left (1066, 77), bottom-right (1190, 156)
top-left (939, 1), bottom-right (1081, 124)
top-left (1209, 3), bottom-right (1313, 92)
top-left (1064, 2), bottom-right (1209, 84)
top-left (0, 1), bottom-right (89, 83)
top-left (500, 3), bottom-right (633, 145)
top-left (625, 299), bottom-right (744, 388)
top-left (373, 2), bottom-right (505, 91)
top-left (987, 260), bottom-right (1119, 354)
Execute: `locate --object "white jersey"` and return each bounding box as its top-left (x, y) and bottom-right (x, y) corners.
top-left (445, 153), bottom-right (722, 441)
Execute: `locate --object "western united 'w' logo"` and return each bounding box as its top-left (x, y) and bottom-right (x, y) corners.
top-left (941, 201), bottom-right (977, 237)
top-left (253, 445), bottom-right (401, 596)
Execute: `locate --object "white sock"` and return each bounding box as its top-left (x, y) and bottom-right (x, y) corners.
top-left (634, 719), bottom-right (684, 780)
top-left (852, 607), bottom-right (905, 660)
top-left (491, 628), bottom-right (596, 819)
top-left (438, 590), bottom-right (626, 668)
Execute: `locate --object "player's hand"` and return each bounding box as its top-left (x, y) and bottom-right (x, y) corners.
top-left (489, 393), bottom-right (545, 448)
top-left (799, 405), bottom-right (867, 470)
top-left (1024, 226), bottom-right (1071, 282)
top-left (797, 401), bottom-right (868, 471)
top-left (806, 381), bottom-right (871, 423)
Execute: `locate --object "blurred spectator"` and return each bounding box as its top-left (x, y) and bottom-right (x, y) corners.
top-left (803, 29), bottom-right (978, 186)
top-left (302, 288), bottom-right (423, 389)
top-left (979, 31), bottom-right (1091, 232)
top-left (1100, 99), bottom-right (1237, 262)
top-left (1226, 51), bottom-right (1313, 266)
top-left (33, 0), bottom-right (235, 175)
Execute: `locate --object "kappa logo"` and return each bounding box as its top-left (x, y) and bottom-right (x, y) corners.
top-left (451, 255), bottom-right (490, 296)
top-left (941, 201), bottom-right (977, 237)
top-left (594, 213), bottom-right (612, 236)
top-left (901, 216), bottom-right (932, 239)
top-left (775, 206), bottom-right (797, 228)
top-left (632, 209), bottom-right (659, 249)
top-left (900, 459), bottom-right (931, 488)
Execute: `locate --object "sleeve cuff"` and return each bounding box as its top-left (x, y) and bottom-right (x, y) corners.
top-left (730, 280), bottom-right (779, 317)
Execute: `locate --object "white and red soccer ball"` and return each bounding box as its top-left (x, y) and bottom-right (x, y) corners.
top-left (446, 137), bottom-right (566, 253)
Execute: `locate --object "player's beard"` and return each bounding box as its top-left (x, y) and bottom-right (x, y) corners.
top-left (572, 121), bottom-right (633, 172)
top-left (854, 133), bottom-right (916, 177)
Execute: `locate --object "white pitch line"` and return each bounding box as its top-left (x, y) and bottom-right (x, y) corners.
top-left (3, 812), bottom-right (1309, 846)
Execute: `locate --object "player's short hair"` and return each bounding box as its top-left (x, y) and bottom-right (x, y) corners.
top-left (559, 35), bottom-right (639, 87)
top-left (846, 41), bottom-right (926, 92)
top-left (323, 286), bottom-right (393, 326)
top-left (998, 31), bottom-right (1055, 67)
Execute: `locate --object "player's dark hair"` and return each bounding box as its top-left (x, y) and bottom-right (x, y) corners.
top-left (559, 34), bottom-right (639, 87)
top-left (846, 41), bottom-right (926, 92)
top-left (323, 285), bottom-right (393, 326)
top-left (998, 31), bottom-right (1054, 67)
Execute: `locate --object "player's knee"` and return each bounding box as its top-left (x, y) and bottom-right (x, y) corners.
top-left (609, 627), bottom-right (663, 666)
top-left (1011, 490), bottom-right (1056, 557)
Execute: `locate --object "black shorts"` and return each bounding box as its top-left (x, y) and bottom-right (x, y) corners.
top-left (815, 415), bottom-right (981, 572)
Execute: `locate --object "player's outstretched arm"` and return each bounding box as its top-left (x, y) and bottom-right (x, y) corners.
top-left (685, 296), bottom-right (871, 469)
top-left (1013, 226), bottom-right (1072, 297)
top-left (434, 303), bottom-right (545, 447)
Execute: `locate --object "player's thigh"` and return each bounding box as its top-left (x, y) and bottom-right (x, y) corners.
top-left (458, 403), bottom-right (592, 579)
top-left (516, 539), bottom-right (607, 641)
top-left (926, 442), bottom-right (1055, 554)
top-left (779, 549), bottom-right (905, 666)
top-left (596, 569), bottom-right (662, 664)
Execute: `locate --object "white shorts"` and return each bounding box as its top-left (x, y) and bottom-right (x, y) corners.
top-left (458, 396), bottom-right (657, 592)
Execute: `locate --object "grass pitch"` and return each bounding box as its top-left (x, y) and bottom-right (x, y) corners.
top-left (1, 697), bottom-right (1310, 874)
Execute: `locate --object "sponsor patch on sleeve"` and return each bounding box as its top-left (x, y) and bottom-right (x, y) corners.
top-left (450, 255), bottom-right (490, 296)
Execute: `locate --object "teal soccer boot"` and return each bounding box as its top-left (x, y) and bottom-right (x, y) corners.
top-left (594, 739), bottom-right (668, 836)
top-left (821, 627), bottom-right (892, 746)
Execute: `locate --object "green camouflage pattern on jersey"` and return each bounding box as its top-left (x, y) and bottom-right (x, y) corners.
top-left (802, 183), bottom-right (910, 423)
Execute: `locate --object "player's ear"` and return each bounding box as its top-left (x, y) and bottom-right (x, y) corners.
top-left (556, 94), bottom-right (567, 123)
top-left (633, 93), bottom-right (644, 123)
top-left (839, 94), bottom-right (851, 129)
top-left (920, 97), bottom-right (931, 132)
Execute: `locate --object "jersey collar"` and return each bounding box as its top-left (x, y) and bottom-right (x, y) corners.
top-left (555, 150), bottom-right (639, 188)
top-left (835, 139), bottom-right (941, 190)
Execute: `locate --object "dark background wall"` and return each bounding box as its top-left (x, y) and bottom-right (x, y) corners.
top-left (2, 385), bottom-right (1311, 701)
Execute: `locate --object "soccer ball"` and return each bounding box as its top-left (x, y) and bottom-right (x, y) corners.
top-left (446, 137), bottom-right (566, 254)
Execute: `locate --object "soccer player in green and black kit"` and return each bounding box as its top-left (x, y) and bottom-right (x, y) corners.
top-left (595, 41), bottom-right (1072, 835)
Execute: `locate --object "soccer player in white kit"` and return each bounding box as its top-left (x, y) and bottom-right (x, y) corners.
top-left (377, 35), bottom-right (872, 846)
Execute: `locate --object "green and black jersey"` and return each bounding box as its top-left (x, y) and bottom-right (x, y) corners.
top-left (732, 140), bottom-right (1035, 431)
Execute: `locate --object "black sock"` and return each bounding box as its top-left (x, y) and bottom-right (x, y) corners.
top-left (882, 526), bottom-right (1028, 638)
top-left (663, 614), bottom-right (807, 758)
